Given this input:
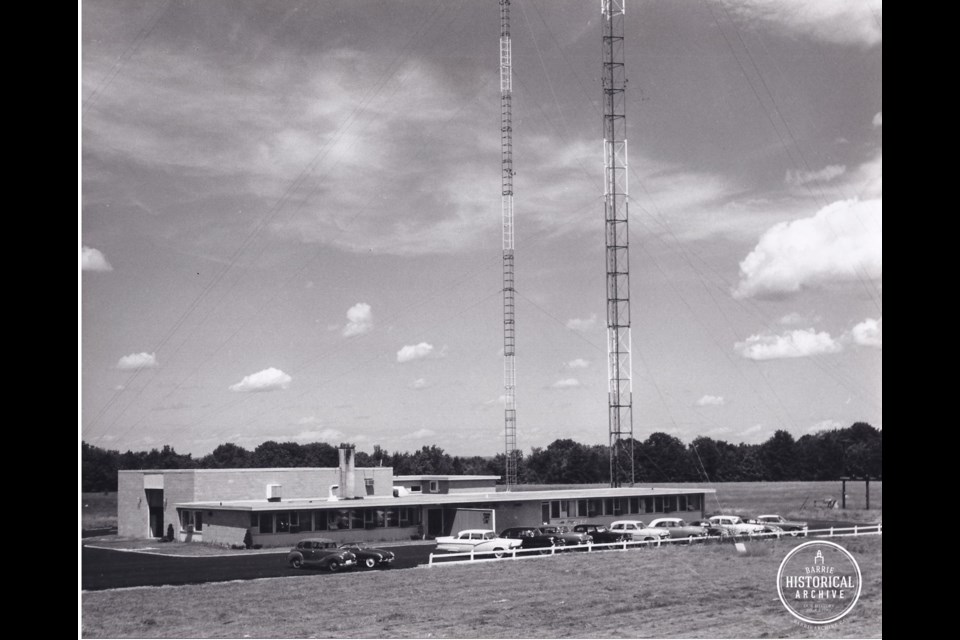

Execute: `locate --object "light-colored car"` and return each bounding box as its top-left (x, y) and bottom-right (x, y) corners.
top-left (609, 520), bottom-right (670, 541)
top-left (435, 529), bottom-right (522, 557)
top-left (707, 515), bottom-right (768, 537)
top-left (649, 517), bottom-right (709, 541)
top-left (756, 515), bottom-right (808, 536)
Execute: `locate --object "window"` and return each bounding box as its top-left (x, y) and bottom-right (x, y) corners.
top-left (385, 508), bottom-right (398, 527)
top-left (589, 499), bottom-right (602, 517)
top-left (195, 511), bottom-right (203, 532)
top-left (604, 499), bottom-right (613, 516)
top-left (541, 502), bottom-right (550, 523)
top-left (644, 497), bottom-right (654, 513)
top-left (410, 485), bottom-right (422, 493)
top-left (664, 496), bottom-right (677, 513)
top-left (180, 510), bottom-right (192, 530)
top-left (329, 510), bottom-right (350, 530)
top-left (365, 478), bottom-right (375, 496)
top-left (654, 496), bottom-right (664, 513)
top-left (260, 513), bottom-right (274, 534)
top-left (429, 480), bottom-right (439, 493)
top-left (350, 509), bottom-right (363, 529)
top-left (313, 510), bottom-right (328, 530)
top-left (679, 495), bottom-right (688, 511)
top-left (250, 513), bottom-right (259, 533)
top-left (550, 501), bottom-right (560, 519)
top-left (299, 511), bottom-right (313, 532)
top-left (688, 495), bottom-right (700, 511)
top-left (289, 512), bottom-right (300, 532)
top-left (577, 500), bottom-right (588, 517)
top-left (629, 497), bottom-right (640, 514)
top-left (276, 512), bottom-right (291, 533)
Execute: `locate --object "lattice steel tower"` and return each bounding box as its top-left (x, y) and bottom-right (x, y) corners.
top-left (602, 0), bottom-right (635, 487)
top-left (500, 0), bottom-right (518, 489)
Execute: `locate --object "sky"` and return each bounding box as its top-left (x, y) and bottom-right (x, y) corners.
top-left (80, 0), bottom-right (882, 458)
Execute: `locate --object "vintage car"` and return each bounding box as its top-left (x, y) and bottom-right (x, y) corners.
top-left (707, 515), bottom-right (768, 537)
top-left (689, 519), bottom-right (726, 537)
top-left (287, 538), bottom-right (357, 571)
top-left (609, 520), bottom-right (670, 541)
top-left (435, 529), bottom-right (522, 557)
top-left (756, 514), bottom-right (808, 536)
top-left (539, 525), bottom-right (593, 547)
top-left (648, 517), bottom-right (710, 541)
top-left (499, 527), bottom-right (565, 552)
top-left (338, 542), bottom-right (396, 568)
top-left (571, 523), bottom-right (627, 544)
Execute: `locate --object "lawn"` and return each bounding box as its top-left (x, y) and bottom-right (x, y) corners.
top-left (81, 534), bottom-right (882, 638)
top-left (82, 492), bottom-right (118, 530)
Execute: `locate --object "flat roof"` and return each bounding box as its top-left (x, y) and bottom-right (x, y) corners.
top-left (177, 486), bottom-right (715, 512)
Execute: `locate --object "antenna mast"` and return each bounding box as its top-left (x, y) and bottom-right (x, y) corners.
top-left (602, 0), bottom-right (635, 487)
top-left (500, 0), bottom-right (518, 490)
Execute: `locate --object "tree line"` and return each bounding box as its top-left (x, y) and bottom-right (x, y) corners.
top-left (81, 422), bottom-right (881, 493)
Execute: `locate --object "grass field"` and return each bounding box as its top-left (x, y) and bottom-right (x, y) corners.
top-left (82, 492), bottom-right (118, 530)
top-left (81, 534), bottom-right (882, 638)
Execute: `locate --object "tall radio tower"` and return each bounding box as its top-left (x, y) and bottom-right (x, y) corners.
top-left (500, 0), bottom-right (518, 490)
top-left (602, 0), bottom-right (635, 487)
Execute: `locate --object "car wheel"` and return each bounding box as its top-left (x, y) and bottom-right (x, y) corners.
top-left (539, 546), bottom-right (551, 555)
top-left (363, 557), bottom-right (377, 569)
top-left (493, 547), bottom-right (505, 559)
top-left (328, 559), bottom-right (341, 572)
top-left (290, 556), bottom-right (303, 569)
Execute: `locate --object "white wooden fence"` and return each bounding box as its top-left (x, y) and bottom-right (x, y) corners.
top-left (426, 524), bottom-right (881, 566)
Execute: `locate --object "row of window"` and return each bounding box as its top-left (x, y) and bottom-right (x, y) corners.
top-left (250, 507), bottom-right (424, 534)
top-left (180, 510), bottom-right (203, 532)
top-left (544, 495), bottom-right (701, 520)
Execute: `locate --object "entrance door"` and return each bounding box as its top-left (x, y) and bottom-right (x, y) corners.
top-left (145, 489), bottom-right (164, 538)
top-left (427, 508), bottom-right (443, 537)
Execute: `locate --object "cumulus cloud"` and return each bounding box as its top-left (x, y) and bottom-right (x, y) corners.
top-left (404, 428), bottom-right (436, 439)
top-left (872, 112), bottom-right (882, 127)
top-left (293, 428), bottom-right (345, 442)
top-left (779, 312), bottom-right (822, 326)
top-left (551, 378), bottom-right (582, 389)
top-left (807, 419), bottom-right (844, 433)
top-left (342, 302), bottom-right (373, 337)
top-left (396, 342), bottom-right (435, 363)
top-left (229, 367), bottom-right (292, 392)
top-left (734, 198), bottom-right (882, 299)
top-left (696, 395), bottom-right (725, 407)
top-left (736, 329), bottom-right (842, 360)
top-left (740, 424), bottom-right (765, 436)
top-left (851, 317), bottom-right (882, 348)
top-left (566, 358), bottom-right (590, 369)
top-left (82, 246), bottom-right (113, 272)
top-left (785, 164), bottom-right (846, 187)
top-left (726, 0), bottom-right (882, 48)
top-left (116, 352), bottom-right (158, 370)
top-left (566, 314), bottom-right (598, 331)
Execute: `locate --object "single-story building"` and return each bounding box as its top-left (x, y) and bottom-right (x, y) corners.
top-left (118, 446), bottom-right (715, 547)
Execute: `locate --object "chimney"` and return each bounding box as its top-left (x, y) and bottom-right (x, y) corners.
top-left (338, 444), bottom-right (356, 499)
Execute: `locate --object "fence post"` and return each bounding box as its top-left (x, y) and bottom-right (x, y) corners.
top-left (470, 548), bottom-right (474, 562)
top-left (829, 526), bottom-right (834, 537)
top-left (854, 525), bottom-right (858, 536)
top-left (428, 553), bottom-right (434, 566)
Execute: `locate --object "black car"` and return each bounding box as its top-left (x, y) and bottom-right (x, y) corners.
top-left (499, 527), bottom-right (565, 553)
top-left (287, 538), bottom-right (357, 571)
top-left (571, 523), bottom-right (627, 544)
top-left (338, 542), bottom-right (396, 569)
